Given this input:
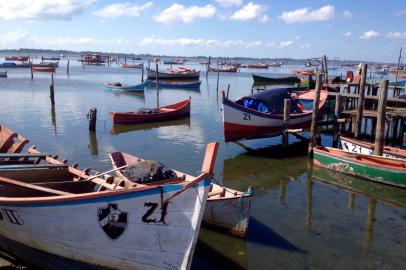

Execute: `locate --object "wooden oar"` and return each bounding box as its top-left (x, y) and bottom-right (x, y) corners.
top-left (85, 165), bottom-right (128, 181)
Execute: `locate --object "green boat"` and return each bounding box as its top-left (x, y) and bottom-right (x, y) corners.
top-left (313, 146), bottom-right (406, 188)
top-left (312, 167), bottom-right (406, 208)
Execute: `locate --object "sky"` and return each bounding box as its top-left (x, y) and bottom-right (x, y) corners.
top-left (0, 0), bottom-right (405, 62)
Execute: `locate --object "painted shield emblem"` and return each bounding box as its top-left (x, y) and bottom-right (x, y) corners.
top-left (98, 203), bottom-right (128, 240)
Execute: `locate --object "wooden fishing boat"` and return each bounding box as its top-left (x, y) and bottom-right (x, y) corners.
top-left (247, 63), bottom-right (269, 69)
top-left (163, 59), bottom-right (184, 65)
top-left (312, 167), bottom-right (406, 208)
top-left (0, 62), bottom-right (31, 68)
top-left (5, 56), bottom-right (29, 61)
top-left (222, 88), bottom-right (328, 141)
top-left (32, 62), bottom-right (59, 68)
top-left (252, 74), bottom-right (300, 84)
top-left (32, 66), bottom-right (56, 73)
top-left (339, 136), bottom-right (406, 159)
top-left (104, 82), bottom-right (145, 92)
top-left (121, 63), bottom-right (143, 68)
top-left (269, 62), bottom-right (282, 67)
top-left (0, 142), bottom-right (219, 270)
top-left (0, 71), bottom-right (7, 78)
top-left (145, 80), bottom-right (201, 89)
top-left (109, 151), bottom-right (253, 238)
top-left (313, 146), bottom-right (406, 188)
top-left (0, 125), bottom-right (29, 154)
top-left (110, 97), bottom-right (191, 124)
top-left (207, 66), bottom-right (238, 72)
top-left (147, 68), bottom-right (200, 80)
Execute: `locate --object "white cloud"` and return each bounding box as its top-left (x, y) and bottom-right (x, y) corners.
top-left (0, 29), bottom-right (30, 45)
top-left (230, 2), bottom-right (268, 23)
top-left (343, 31), bottom-right (352, 37)
top-left (300, 43), bottom-right (311, 49)
top-left (387, 32), bottom-right (406, 39)
top-left (215, 0), bottom-right (242, 7)
top-left (0, 0), bottom-right (95, 20)
top-left (154, 3), bottom-right (216, 24)
top-left (359, 30), bottom-right (379, 39)
top-left (279, 5), bottom-right (334, 23)
top-left (93, 2), bottom-right (153, 18)
top-left (278, 40), bottom-right (293, 48)
top-left (394, 10), bottom-right (406, 16)
top-left (343, 10), bottom-right (353, 18)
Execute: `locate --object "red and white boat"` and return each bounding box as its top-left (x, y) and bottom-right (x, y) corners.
top-left (247, 63), bottom-right (269, 69)
top-left (222, 88), bottom-right (328, 141)
top-left (121, 63), bottom-right (143, 68)
top-left (32, 66), bottom-right (56, 73)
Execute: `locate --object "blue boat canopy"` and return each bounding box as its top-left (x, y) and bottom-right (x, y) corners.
top-left (236, 88), bottom-right (303, 114)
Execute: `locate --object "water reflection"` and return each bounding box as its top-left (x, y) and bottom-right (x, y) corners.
top-left (88, 131), bottom-right (98, 156)
top-left (110, 117), bottom-right (191, 135)
top-left (50, 104), bottom-right (57, 135)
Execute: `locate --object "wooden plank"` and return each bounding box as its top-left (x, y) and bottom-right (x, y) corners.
top-left (0, 153), bottom-right (49, 158)
top-left (0, 175), bottom-right (72, 196)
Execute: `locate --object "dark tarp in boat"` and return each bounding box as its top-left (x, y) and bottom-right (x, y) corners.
top-left (236, 88), bottom-right (303, 114)
top-left (123, 160), bottom-right (177, 184)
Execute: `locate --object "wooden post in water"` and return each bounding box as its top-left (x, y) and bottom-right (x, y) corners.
top-left (50, 73), bottom-right (55, 105)
top-left (283, 99), bottom-right (291, 147)
top-left (216, 69), bottom-right (220, 92)
top-left (332, 94), bottom-right (342, 146)
top-left (155, 62), bottom-right (160, 107)
top-left (354, 63), bottom-right (368, 138)
top-left (323, 55), bottom-right (328, 83)
top-left (30, 62), bottom-right (33, 79)
top-left (308, 74), bottom-right (322, 156)
top-left (373, 79), bottom-right (389, 156)
top-left (67, 60), bottom-right (70, 76)
top-left (88, 107), bottom-right (97, 132)
top-left (141, 63), bottom-right (144, 82)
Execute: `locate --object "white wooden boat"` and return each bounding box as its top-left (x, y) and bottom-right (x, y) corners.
top-left (109, 151), bottom-right (253, 238)
top-left (222, 88), bottom-right (328, 141)
top-left (0, 142), bottom-right (219, 270)
top-left (339, 136), bottom-right (406, 160)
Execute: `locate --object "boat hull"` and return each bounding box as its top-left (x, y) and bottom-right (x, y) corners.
top-left (145, 81), bottom-right (201, 89)
top-left (252, 74), bottom-right (299, 84)
top-left (104, 83), bottom-right (145, 92)
top-left (340, 136), bottom-right (406, 159)
top-left (146, 69), bottom-right (200, 80)
top-left (0, 180), bottom-right (210, 270)
top-left (222, 97), bottom-right (312, 141)
top-left (203, 194), bottom-right (251, 238)
top-left (313, 147), bottom-right (406, 188)
top-left (110, 98), bottom-right (190, 124)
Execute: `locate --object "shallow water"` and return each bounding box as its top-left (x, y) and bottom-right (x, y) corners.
top-left (0, 57), bottom-right (405, 270)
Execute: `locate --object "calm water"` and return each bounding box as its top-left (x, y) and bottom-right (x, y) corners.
top-left (0, 56), bottom-right (405, 270)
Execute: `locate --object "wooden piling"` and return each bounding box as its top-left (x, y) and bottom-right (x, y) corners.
top-left (50, 74), bottom-right (55, 105)
top-left (354, 63), bottom-right (368, 138)
top-left (88, 107), bottom-right (97, 132)
top-left (283, 99), bottom-right (291, 147)
top-left (308, 74), bottom-right (322, 156)
top-left (373, 79), bottom-right (389, 156)
top-left (141, 63), bottom-right (144, 82)
top-left (322, 55), bottom-right (328, 83)
top-left (30, 62), bottom-right (33, 79)
top-left (216, 70), bottom-right (220, 92)
top-left (67, 60), bottom-right (70, 76)
top-left (155, 62), bottom-right (159, 88)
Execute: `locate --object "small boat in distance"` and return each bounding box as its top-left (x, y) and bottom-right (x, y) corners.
top-left (121, 63), bottom-right (143, 68)
top-left (247, 63), bottom-right (269, 69)
top-left (146, 67), bottom-right (200, 80)
top-left (208, 65), bottom-right (238, 72)
top-left (104, 82), bottom-right (145, 92)
top-left (313, 146), bottom-right (406, 188)
top-left (32, 66), bottom-right (56, 73)
top-left (5, 56), bottom-right (29, 61)
top-left (110, 97), bottom-right (191, 124)
top-left (252, 74), bottom-right (300, 85)
top-left (145, 80), bottom-right (201, 89)
top-left (0, 71), bottom-right (7, 78)
top-left (222, 88), bottom-right (328, 141)
top-left (109, 151), bottom-right (253, 238)
top-left (339, 136), bottom-right (406, 160)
